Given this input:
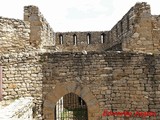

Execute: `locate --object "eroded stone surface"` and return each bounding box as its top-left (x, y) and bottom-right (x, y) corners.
top-left (0, 97), bottom-right (33, 120)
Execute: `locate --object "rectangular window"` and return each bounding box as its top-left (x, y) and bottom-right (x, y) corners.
top-left (73, 35), bottom-right (77, 45)
top-left (59, 35), bottom-right (63, 45)
top-left (0, 66), bottom-right (2, 101)
top-left (101, 33), bottom-right (105, 43)
top-left (127, 15), bottom-right (130, 31)
top-left (87, 34), bottom-right (91, 44)
top-left (120, 21), bottom-right (123, 33)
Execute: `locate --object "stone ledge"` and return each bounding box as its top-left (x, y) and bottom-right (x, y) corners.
top-left (0, 97), bottom-right (33, 120)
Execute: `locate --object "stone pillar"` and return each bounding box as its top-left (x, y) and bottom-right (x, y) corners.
top-left (24, 5), bottom-right (42, 48)
top-left (122, 2), bottom-right (153, 53)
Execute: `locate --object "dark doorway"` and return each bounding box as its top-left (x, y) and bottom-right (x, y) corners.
top-left (55, 93), bottom-right (88, 120)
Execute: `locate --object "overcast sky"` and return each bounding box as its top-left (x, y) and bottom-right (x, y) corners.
top-left (0, 0), bottom-right (159, 32)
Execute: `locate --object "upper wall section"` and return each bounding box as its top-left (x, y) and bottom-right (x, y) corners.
top-left (54, 2), bottom-right (141, 52)
top-left (0, 17), bottom-right (31, 54)
top-left (56, 31), bottom-right (109, 52)
top-left (107, 6), bottom-right (135, 50)
top-left (55, 2), bottom-right (160, 53)
top-left (24, 6), bottom-right (55, 49)
top-left (0, 2), bottom-right (159, 53)
top-left (122, 2), bottom-right (154, 53)
top-left (0, 5), bottom-right (56, 54)
top-left (151, 15), bottom-right (160, 52)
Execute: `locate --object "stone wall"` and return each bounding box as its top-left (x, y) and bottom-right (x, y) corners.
top-left (55, 6), bottom-right (135, 52)
top-left (41, 51), bottom-right (160, 120)
top-left (122, 2), bottom-right (153, 53)
top-left (0, 17), bottom-right (32, 54)
top-left (54, 2), bottom-right (160, 53)
top-left (0, 2), bottom-right (156, 54)
top-left (152, 15), bottom-right (160, 52)
top-left (0, 97), bottom-right (33, 120)
top-left (0, 52), bottom-right (43, 119)
top-left (24, 6), bottom-right (55, 50)
top-left (106, 5), bottom-right (134, 51)
top-left (1, 51), bottom-right (160, 119)
top-left (54, 2), bottom-right (151, 52)
top-left (0, 2), bottom-right (160, 120)
top-left (56, 31), bottom-right (108, 52)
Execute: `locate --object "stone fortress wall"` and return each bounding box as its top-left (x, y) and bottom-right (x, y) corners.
top-left (41, 51), bottom-right (160, 120)
top-left (0, 2), bottom-right (160, 120)
top-left (0, 17), bottom-right (31, 54)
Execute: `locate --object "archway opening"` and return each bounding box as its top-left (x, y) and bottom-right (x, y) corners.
top-left (55, 93), bottom-right (88, 120)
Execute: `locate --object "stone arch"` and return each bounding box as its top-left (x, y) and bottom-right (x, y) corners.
top-left (43, 81), bottom-right (101, 120)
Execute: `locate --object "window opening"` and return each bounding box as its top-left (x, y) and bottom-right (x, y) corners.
top-left (87, 33), bottom-right (91, 44)
top-left (59, 34), bottom-right (63, 44)
top-left (101, 33), bottom-right (105, 43)
top-left (73, 34), bottom-right (77, 45)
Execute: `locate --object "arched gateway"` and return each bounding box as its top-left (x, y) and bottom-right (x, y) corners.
top-left (43, 82), bottom-right (101, 120)
top-left (55, 93), bottom-right (88, 120)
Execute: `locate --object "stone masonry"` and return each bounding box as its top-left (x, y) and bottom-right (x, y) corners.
top-left (0, 2), bottom-right (160, 120)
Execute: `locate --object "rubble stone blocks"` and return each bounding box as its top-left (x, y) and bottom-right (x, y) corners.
top-left (0, 97), bottom-right (33, 120)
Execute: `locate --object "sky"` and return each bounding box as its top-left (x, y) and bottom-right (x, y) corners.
top-left (0, 0), bottom-right (159, 32)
